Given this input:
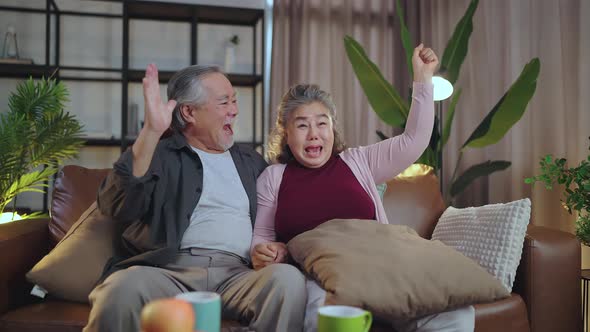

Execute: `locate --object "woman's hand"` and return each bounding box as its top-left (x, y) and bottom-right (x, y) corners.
top-left (412, 43), bottom-right (439, 83)
top-left (252, 242), bottom-right (288, 270)
top-left (142, 63), bottom-right (177, 135)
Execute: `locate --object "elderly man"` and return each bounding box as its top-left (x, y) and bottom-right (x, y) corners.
top-left (83, 64), bottom-right (306, 332)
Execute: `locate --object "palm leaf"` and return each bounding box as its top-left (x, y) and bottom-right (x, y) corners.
top-left (450, 160), bottom-right (511, 197)
top-left (29, 111), bottom-right (84, 168)
top-left (440, 0), bottom-right (479, 84)
top-left (463, 58), bottom-right (540, 149)
top-left (376, 130), bottom-right (390, 141)
top-left (416, 146), bottom-right (436, 168)
top-left (344, 35), bottom-right (409, 127)
top-left (8, 77), bottom-right (68, 122)
top-left (395, 0), bottom-right (414, 80)
top-left (0, 168), bottom-right (56, 212)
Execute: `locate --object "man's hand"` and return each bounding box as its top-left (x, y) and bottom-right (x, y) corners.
top-left (142, 63), bottom-right (177, 135)
top-left (252, 242), bottom-right (288, 270)
top-left (132, 64), bottom-right (178, 177)
top-left (412, 43), bottom-right (439, 83)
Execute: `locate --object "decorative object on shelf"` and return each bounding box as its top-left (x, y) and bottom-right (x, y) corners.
top-left (0, 77), bottom-right (85, 224)
top-left (344, 0), bottom-right (540, 205)
top-left (525, 137), bottom-right (590, 245)
top-left (1, 25), bottom-right (33, 64)
top-left (224, 34), bottom-right (239, 73)
top-left (127, 102), bottom-right (140, 138)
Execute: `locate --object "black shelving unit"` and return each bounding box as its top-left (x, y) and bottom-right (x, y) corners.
top-left (0, 0), bottom-right (266, 209)
top-left (0, 0), bottom-right (265, 151)
top-left (120, 1), bottom-right (265, 151)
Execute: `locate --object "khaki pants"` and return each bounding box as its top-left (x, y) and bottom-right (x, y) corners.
top-left (84, 249), bottom-right (307, 332)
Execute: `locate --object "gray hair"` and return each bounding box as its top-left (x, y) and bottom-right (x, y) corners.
top-left (267, 84), bottom-right (346, 164)
top-left (167, 65), bottom-right (222, 131)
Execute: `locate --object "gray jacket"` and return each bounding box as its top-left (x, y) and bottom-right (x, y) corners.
top-left (97, 132), bottom-right (267, 272)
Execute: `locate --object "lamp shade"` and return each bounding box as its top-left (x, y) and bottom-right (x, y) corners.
top-left (432, 76), bottom-right (453, 101)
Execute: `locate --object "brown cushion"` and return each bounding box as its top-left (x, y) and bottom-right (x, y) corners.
top-left (287, 219), bottom-right (509, 322)
top-left (50, 166), bottom-right (110, 246)
top-left (383, 165), bottom-right (446, 239)
top-left (27, 202), bottom-right (116, 303)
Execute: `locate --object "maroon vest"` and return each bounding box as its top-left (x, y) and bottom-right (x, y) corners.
top-left (275, 155), bottom-right (376, 243)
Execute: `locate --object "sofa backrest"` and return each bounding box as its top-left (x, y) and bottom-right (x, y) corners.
top-left (49, 165), bottom-right (111, 245)
top-left (382, 166), bottom-right (445, 239)
top-left (48, 164), bottom-right (445, 244)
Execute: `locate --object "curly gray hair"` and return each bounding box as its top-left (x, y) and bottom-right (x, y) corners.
top-left (266, 84), bottom-right (346, 164)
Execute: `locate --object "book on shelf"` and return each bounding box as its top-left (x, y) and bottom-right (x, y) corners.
top-left (0, 57), bottom-right (34, 65)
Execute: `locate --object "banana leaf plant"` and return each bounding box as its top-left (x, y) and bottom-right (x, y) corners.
top-left (0, 77), bottom-right (84, 223)
top-left (344, 0), bottom-right (540, 204)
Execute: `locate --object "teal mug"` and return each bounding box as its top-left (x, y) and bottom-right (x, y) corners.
top-left (318, 305), bottom-right (372, 332)
top-left (175, 291), bottom-right (221, 332)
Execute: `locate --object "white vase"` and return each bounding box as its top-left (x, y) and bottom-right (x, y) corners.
top-left (224, 44), bottom-right (236, 73)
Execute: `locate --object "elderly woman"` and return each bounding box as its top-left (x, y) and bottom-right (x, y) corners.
top-left (251, 44), bottom-right (474, 332)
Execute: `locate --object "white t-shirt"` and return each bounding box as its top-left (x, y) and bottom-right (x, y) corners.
top-left (180, 147), bottom-right (252, 259)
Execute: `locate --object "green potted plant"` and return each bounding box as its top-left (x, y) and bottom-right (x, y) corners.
top-left (0, 77), bottom-right (84, 224)
top-left (525, 138), bottom-right (590, 245)
top-left (344, 0), bottom-right (540, 205)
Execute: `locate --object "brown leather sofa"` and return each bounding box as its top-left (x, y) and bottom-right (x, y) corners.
top-left (0, 165), bottom-right (582, 332)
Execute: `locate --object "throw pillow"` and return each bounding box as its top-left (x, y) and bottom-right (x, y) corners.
top-left (431, 198), bottom-right (531, 292)
top-left (26, 202), bottom-right (116, 303)
top-left (287, 219), bottom-right (509, 323)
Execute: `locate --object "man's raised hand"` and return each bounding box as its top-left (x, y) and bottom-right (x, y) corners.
top-left (142, 63), bottom-right (177, 135)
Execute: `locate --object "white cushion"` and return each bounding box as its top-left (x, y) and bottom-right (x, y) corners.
top-left (431, 198), bottom-right (531, 292)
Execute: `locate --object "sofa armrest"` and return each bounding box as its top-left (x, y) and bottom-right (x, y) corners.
top-left (0, 218), bottom-right (50, 315)
top-left (513, 224), bottom-right (581, 332)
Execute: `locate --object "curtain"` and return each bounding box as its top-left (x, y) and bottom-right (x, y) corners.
top-left (414, 0), bottom-right (590, 235)
top-left (270, 0), bottom-right (590, 238)
top-left (270, 0), bottom-right (412, 148)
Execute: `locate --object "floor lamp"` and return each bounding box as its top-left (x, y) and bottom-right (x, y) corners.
top-left (432, 76), bottom-right (454, 193)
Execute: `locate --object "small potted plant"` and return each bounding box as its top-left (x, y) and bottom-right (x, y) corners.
top-left (525, 137), bottom-right (590, 244)
top-left (0, 77), bottom-right (84, 224)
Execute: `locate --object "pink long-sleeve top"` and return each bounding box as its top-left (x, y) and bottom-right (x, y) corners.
top-left (251, 82), bottom-right (434, 252)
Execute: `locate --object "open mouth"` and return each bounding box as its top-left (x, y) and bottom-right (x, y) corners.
top-left (223, 124), bottom-right (233, 135)
top-left (304, 146), bottom-right (322, 158)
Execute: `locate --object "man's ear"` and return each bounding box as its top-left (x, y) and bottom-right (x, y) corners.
top-left (180, 104), bottom-right (196, 124)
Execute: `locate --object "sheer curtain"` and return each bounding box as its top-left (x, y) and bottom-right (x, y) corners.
top-left (270, 0), bottom-right (413, 148)
top-left (414, 0), bottom-right (590, 238)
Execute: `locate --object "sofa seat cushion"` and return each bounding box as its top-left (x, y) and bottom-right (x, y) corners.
top-left (474, 294), bottom-right (530, 332)
top-left (0, 301), bottom-right (89, 332)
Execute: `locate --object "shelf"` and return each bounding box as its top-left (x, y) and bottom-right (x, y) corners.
top-left (126, 1), bottom-right (263, 26)
top-left (127, 70), bottom-right (262, 87)
top-left (0, 64), bottom-right (57, 80)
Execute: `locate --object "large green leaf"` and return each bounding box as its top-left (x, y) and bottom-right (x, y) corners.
top-left (416, 146), bottom-right (436, 168)
top-left (344, 35), bottom-right (409, 127)
top-left (442, 88), bottom-right (461, 147)
top-left (463, 58), bottom-right (540, 149)
top-left (450, 160), bottom-right (511, 197)
top-left (440, 0), bottom-right (478, 84)
top-left (395, 0), bottom-right (414, 80)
